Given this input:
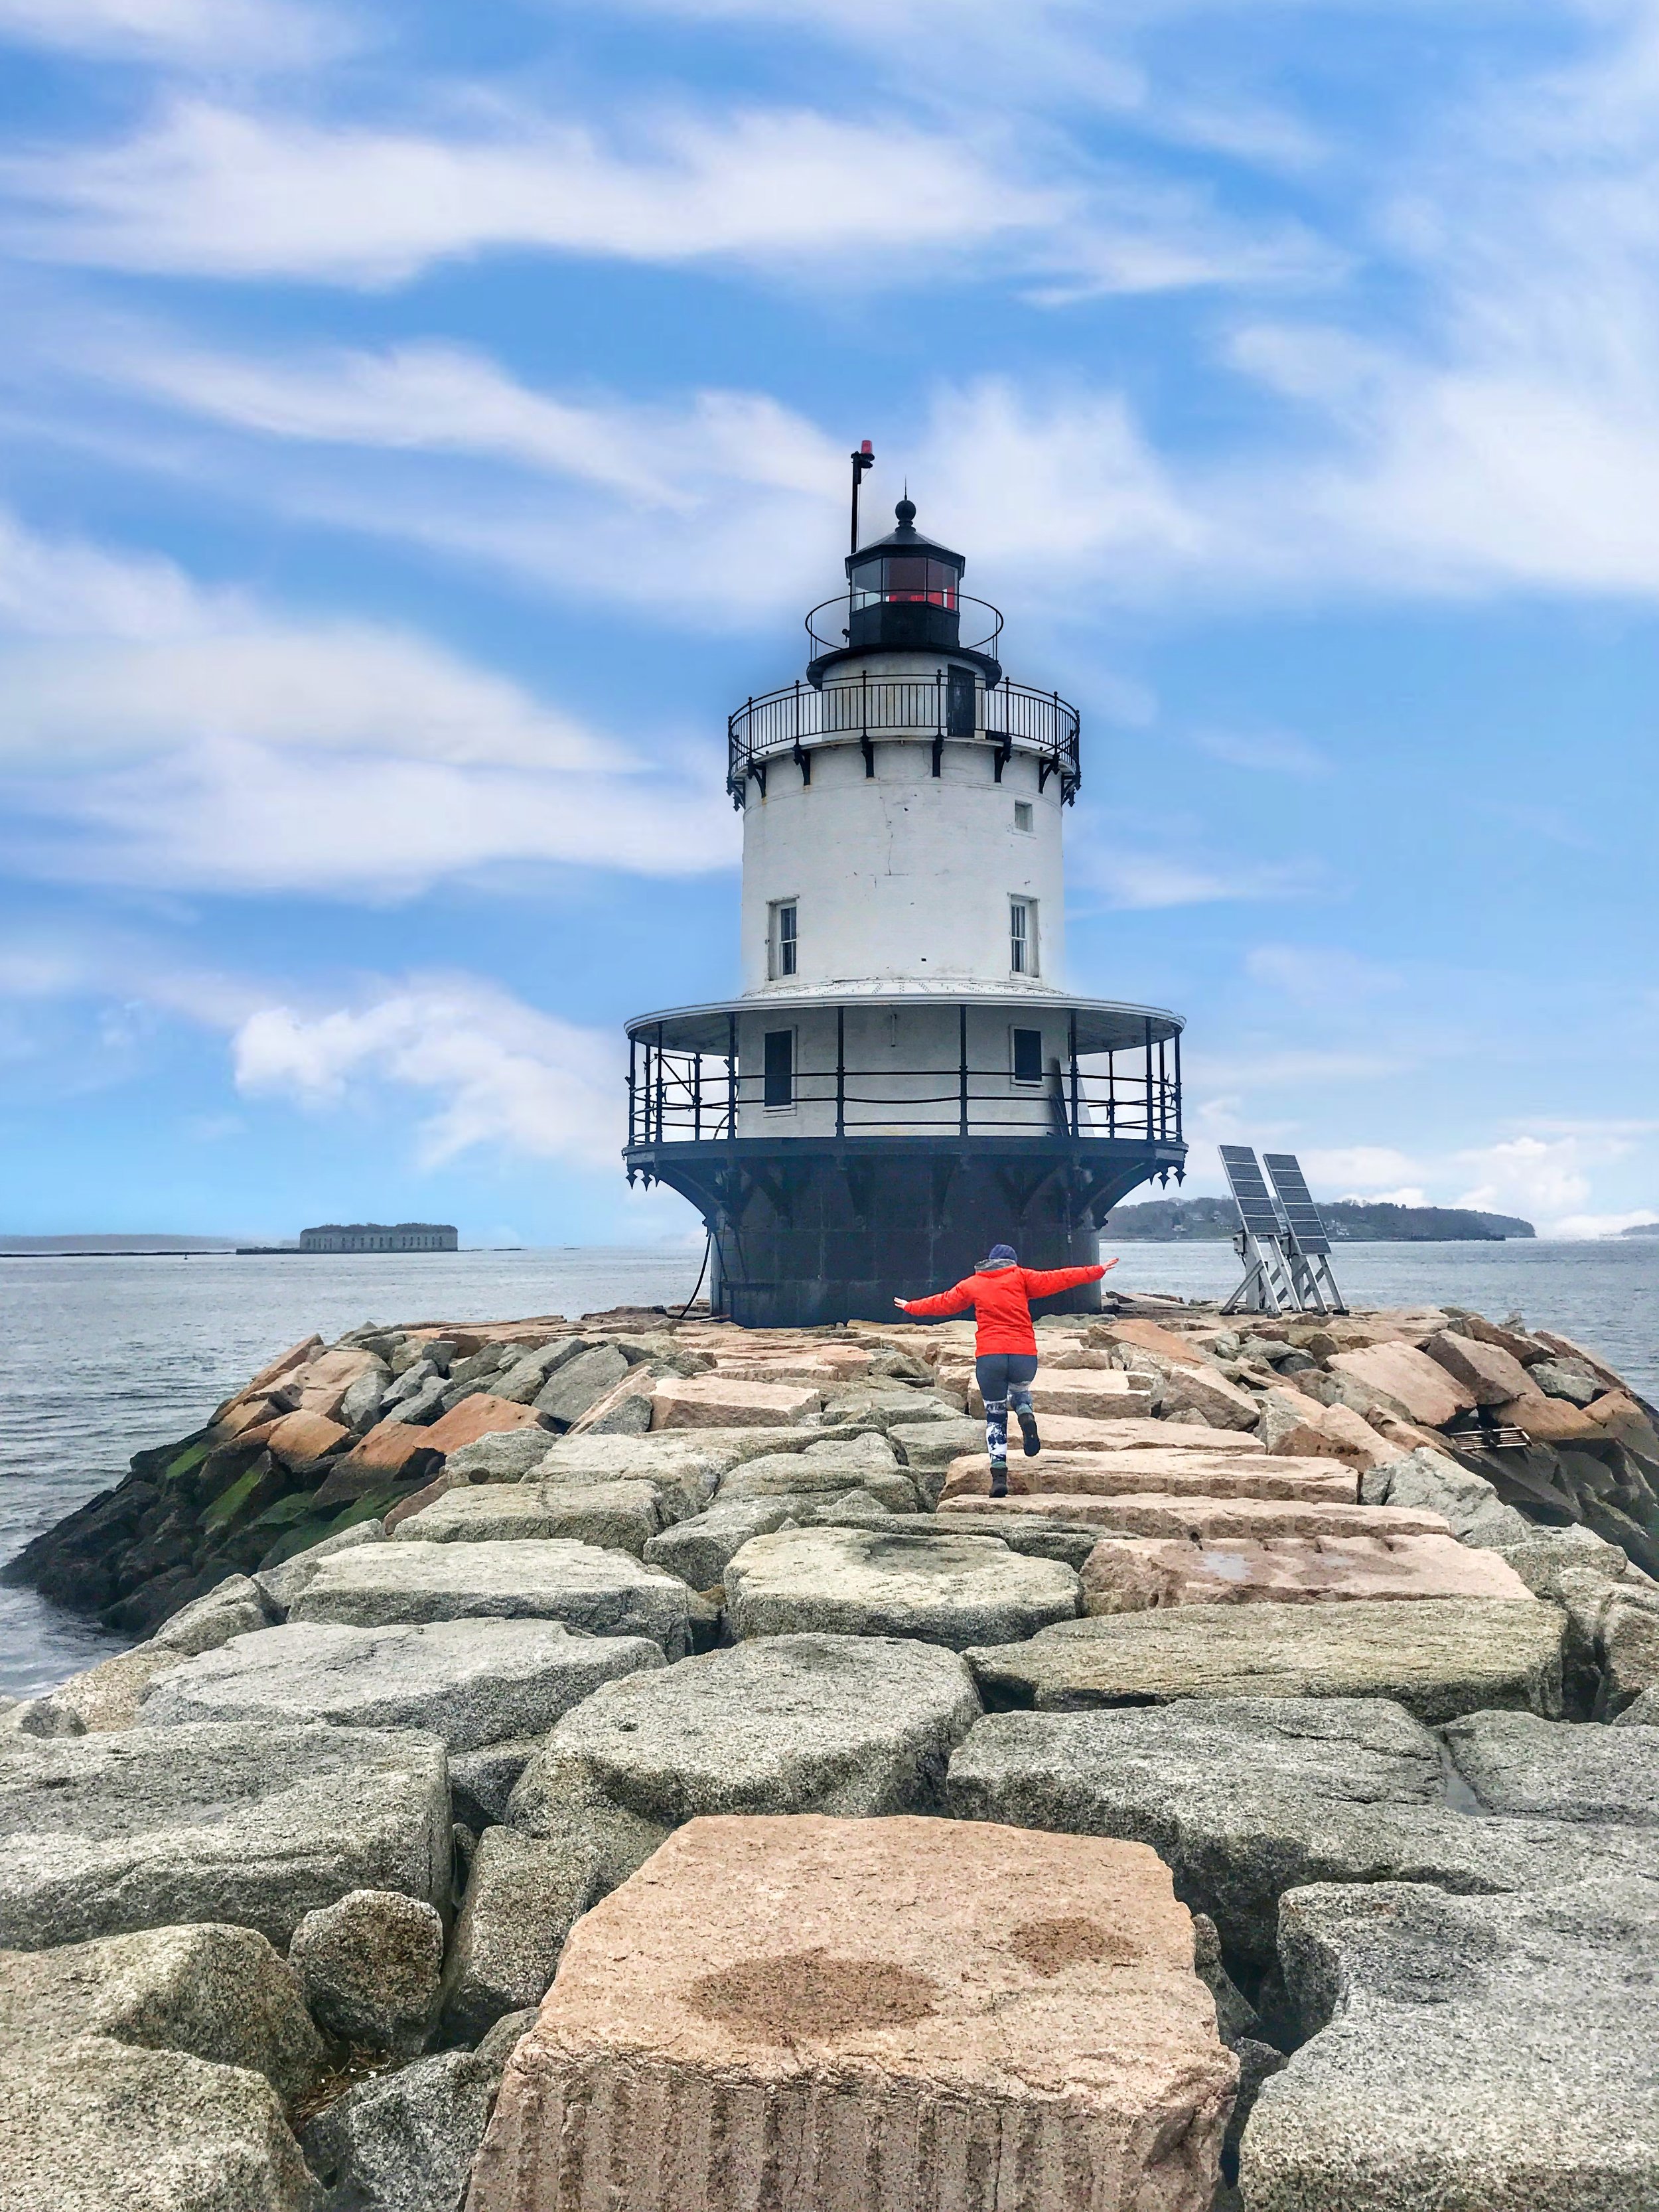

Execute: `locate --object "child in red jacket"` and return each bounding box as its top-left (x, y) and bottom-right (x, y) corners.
top-left (895, 1242), bottom-right (1116, 1495)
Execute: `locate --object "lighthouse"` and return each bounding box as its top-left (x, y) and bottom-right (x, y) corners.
top-left (623, 477), bottom-right (1187, 1327)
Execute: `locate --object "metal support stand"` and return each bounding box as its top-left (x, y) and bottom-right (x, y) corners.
top-left (1220, 1227), bottom-right (1299, 1316)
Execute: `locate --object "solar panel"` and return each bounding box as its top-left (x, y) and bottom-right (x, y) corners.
top-left (1263, 1153), bottom-right (1333, 1256)
top-left (1218, 1144), bottom-right (1286, 1242)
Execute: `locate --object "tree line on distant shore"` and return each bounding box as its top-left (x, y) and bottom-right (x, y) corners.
top-left (1106, 1196), bottom-right (1535, 1242)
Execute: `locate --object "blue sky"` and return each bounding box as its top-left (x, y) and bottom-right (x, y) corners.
top-left (0, 0), bottom-right (1656, 1244)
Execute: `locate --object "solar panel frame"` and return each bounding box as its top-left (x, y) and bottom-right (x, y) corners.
top-left (1263, 1152), bottom-right (1333, 1256)
top-left (1218, 1144), bottom-right (1287, 1242)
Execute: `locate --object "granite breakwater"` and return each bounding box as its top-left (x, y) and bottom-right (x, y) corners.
top-left (1, 1291), bottom-right (1656, 2209)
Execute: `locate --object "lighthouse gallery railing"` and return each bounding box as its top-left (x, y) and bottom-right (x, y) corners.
top-left (627, 1023), bottom-right (1181, 1149)
top-left (728, 671), bottom-right (1081, 805)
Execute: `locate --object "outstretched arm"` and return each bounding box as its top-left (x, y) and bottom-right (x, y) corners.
top-left (1019, 1259), bottom-right (1118, 1299)
top-left (894, 1278), bottom-right (977, 1317)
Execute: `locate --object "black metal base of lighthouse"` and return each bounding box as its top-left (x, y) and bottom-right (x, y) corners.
top-left (626, 1133), bottom-right (1186, 1329)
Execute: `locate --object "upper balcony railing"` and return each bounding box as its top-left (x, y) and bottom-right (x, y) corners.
top-left (729, 664), bottom-right (1082, 806)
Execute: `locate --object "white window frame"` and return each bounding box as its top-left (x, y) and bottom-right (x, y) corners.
top-left (767, 898), bottom-right (799, 982)
top-left (1009, 897), bottom-right (1039, 977)
top-left (1013, 800), bottom-right (1034, 833)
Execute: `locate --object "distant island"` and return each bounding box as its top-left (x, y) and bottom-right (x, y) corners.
top-left (1621, 1221), bottom-right (1659, 1238)
top-left (1104, 1196), bottom-right (1535, 1242)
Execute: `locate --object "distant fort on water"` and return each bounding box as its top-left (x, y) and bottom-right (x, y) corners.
top-left (235, 1222), bottom-right (459, 1255)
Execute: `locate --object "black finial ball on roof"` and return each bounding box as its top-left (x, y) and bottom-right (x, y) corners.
top-left (895, 497), bottom-right (916, 528)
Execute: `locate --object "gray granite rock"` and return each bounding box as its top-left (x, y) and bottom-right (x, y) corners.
top-left (1192, 1910), bottom-right (1262, 2045)
top-left (807, 1488), bottom-right (908, 1528)
top-left (152, 1574), bottom-right (273, 1655)
top-left (912, 1512), bottom-right (1102, 1570)
top-left (533, 1345), bottom-right (628, 1426)
top-left (442, 1430), bottom-right (557, 1484)
top-left (1359, 1447), bottom-right (1532, 1548)
top-left (256, 1520), bottom-right (390, 1617)
top-left (138, 1618), bottom-right (663, 1751)
top-left (0, 1921), bottom-right (326, 2100)
top-left (1443, 1708), bottom-right (1659, 1826)
top-left (16, 1640), bottom-right (198, 1737)
top-left (887, 1417), bottom-right (987, 1479)
top-left (289, 1540), bottom-right (692, 1657)
top-left (391, 1479), bottom-right (662, 1556)
top-left (490, 1338), bottom-right (586, 1404)
top-left (817, 1387), bottom-right (958, 1433)
top-left (339, 1363), bottom-right (391, 1433)
top-left (947, 1697), bottom-right (1659, 1963)
top-left (1528, 1357), bottom-right (1603, 1406)
top-left (301, 2008), bottom-right (531, 2212)
top-left (1600, 1588), bottom-right (1659, 1716)
top-left (532, 1633), bottom-right (981, 1826)
top-left (381, 1372), bottom-right (448, 1427)
top-left (524, 1432), bottom-right (754, 1520)
top-left (1486, 1521), bottom-right (1628, 1589)
top-left (438, 1826), bottom-right (599, 2041)
top-left (288, 1889), bottom-right (443, 2051)
top-left (0, 1723), bottom-right (451, 1950)
top-left (449, 1737), bottom-right (541, 1828)
top-left (642, 1496), bottom-right (804, 1589)
top-left (1617, 1685), bottom-right (1659, 1728)
top-left (0, 2031), bottom-right (321, 2209)
top-left (503, 1758), bottom-right (669, 1893)
top-left (727, 1526), bottom-right (1082, 1651)
top-left (718, 1451), bottom-right (918, 1512)
top-left (966, 1598), bottom-right (1564, 1722)
top-left (1242, 1878), bottom-right (1659, 2208)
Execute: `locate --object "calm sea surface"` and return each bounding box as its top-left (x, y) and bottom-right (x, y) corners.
top-left (1, 1239), bottom-right (1656, 1698)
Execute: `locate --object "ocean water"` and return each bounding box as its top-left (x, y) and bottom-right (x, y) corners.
top-left (1, 1238), bottom-right (1655, 1699)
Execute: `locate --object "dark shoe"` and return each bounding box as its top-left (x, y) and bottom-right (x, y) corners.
top-left (989, 1463), bottom-right (1008, 1499)
top-left (1018, 1411), bottom-right (1041, 1457)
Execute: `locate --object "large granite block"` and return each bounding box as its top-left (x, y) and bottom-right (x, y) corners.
top-left (942, 1493), bottom-right (1450, 1541)
top-left (1080, 1532), bottom-right (1532, 1613)
top-left (1242, 1878), bottom-right (1659, 2208)
top-left (966, 1598), bottom-right (1564, 1723)
top-left (520, 1633), bottom-right (981, 1826)
top-left (0, 1723), bottom-right (451, 1950)
top-left (725, 1526), bottom-right (1082, 1652)
top-left (0, 1922), bottom-right (325, 2100)
top-left (137, 1618), bottom-right (662, 1751)
top-left (390, 1479), bottom-right (662, 1556)
top-left (289, 1538), bottom-right (692, 1657)
top-left (941, 1451), bottom-right (1356, 1504)
top-left (468, 1814), bottom-right (1236, 2212)
top-left (0, 2033), bottom-right (321, 2211)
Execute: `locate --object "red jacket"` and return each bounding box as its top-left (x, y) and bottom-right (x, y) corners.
top-left (899, 1262), bottom-right (1106, 1357)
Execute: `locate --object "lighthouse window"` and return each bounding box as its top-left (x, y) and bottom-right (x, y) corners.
top-left (1012, 1028), bottom-right (1043, 1085)
top-left (1013, 801), bottom-right (1034, 832)
top-left (1010, 898), bottom-right (1039, 976)
top-left (763, 1029), bottom-right (794, 1110)
top-left (768, 900), bottom-right (798, 980)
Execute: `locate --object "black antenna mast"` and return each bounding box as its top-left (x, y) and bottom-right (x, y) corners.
top-left (850, 439), bottom-right (875, 554)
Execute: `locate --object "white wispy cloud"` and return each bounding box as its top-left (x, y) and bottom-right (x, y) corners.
top-left (0, 0), bottom-right (341, 65)
top-left (234, 976), bottom-right (625, 1168)
top-left (0, 101), bottom-right (1066, 287)
top-left (0, 932), bottom-right (632, 1173)
top-left (0, 506), bottom-right (737, 895)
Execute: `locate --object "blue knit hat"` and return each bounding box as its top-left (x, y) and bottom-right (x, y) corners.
top-left (981, 1243), bottom-right (1019, 1268)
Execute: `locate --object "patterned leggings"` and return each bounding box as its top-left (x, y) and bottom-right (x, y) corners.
top-left (975, 1354), bottom-right (1038, 1464)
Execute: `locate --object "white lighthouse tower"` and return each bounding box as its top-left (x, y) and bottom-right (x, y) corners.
top-left (624, 477), bottom-right (1186, 1327)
